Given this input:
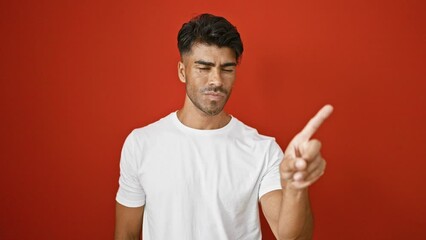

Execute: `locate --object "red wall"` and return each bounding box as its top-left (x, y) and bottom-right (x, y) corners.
top-left (1, 0), bottom-right (425, 239)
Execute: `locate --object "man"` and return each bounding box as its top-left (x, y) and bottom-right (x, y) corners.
top-left (115, 13), bottom-right (333, 240)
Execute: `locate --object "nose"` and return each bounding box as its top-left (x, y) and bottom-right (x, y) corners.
top-left (208, 68), bottom-right (223, 87)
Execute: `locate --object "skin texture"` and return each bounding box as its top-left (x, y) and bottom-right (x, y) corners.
top-left (177, 42), bottom-right (237, 129)
top-left (114, 42), bottom-right (333, 240)
top-left (261, 105), bottom-right (333, 240)
top-left (114, 203), bottom-right (143, 240)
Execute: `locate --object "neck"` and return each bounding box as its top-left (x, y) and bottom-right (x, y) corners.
top-left (177, 98), bottom-right (231, 130)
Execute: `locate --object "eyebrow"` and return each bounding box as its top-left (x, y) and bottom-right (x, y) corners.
top-left (194, 60), bottom-right (237, 67)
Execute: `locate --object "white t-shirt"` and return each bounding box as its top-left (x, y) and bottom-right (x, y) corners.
top-left (116, 112), bottom-right (284, 240)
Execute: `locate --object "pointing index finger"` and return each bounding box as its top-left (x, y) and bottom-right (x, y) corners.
top-left (296, 104), bottom-right (334, 142)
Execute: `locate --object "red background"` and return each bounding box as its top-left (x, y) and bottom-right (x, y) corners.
top-left (1, 0), bottom-right (425, 239)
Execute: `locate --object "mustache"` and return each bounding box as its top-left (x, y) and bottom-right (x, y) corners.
top-left (200, 86), bottom-right (228, 95)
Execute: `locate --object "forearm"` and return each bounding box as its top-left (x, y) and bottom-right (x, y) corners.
top-left (114, 203), bottom-right (144, 240)
top-left (277, 187), bottom-right (313, 240)
top-left (114, 232), bottom-right (140, 240)
top-left (274, 105), bottom-right (332, 239)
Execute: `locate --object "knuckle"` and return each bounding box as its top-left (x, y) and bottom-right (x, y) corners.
top-left (305, 151), bottom-right (318, 161)
top-left (311, 139), bottom-right (322, 146)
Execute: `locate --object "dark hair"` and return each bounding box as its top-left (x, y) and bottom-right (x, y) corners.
top-left (177, 13), bottom-right (244, 62)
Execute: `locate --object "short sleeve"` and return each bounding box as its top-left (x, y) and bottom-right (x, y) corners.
top-left (116, 131), bottom-right (146, 207)
top-left (258, 140), bottom-right (284, 200)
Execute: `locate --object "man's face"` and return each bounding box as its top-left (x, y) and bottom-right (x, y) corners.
top-left (179, 43), bottom-right (237, 116)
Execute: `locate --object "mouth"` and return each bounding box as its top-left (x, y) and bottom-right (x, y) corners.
top-left (204, 91), bottom-right (225, 101)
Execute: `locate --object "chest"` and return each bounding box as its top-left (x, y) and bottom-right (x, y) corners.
top-left (138, 137), bottom-right (266, 209)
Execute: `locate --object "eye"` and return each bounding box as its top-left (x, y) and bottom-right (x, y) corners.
top-left (198, 67), bottom-right (210, 70)
top-left (222, 69), bottom-right (234, 73)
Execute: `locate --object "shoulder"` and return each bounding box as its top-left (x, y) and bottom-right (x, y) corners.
top-left (132, 112), bottom-right (175, 136)
top-left (231, 117), bottom-right (281, 151)
top-left (126, 112), bottom-right (176, 145)
top-left (230, 117), bottom-right (284, 164)
top-left (231, 117), bottom-right (276, 142)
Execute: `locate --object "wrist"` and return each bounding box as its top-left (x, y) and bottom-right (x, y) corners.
top-left (282, 182), bottom-right (309, 197)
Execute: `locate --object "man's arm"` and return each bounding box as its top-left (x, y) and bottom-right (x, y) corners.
top-left (261, 105), bottom-right (333, 239)
top-left (114, 202), bottom-right (144, 240)
top-left (261, 189), bottom-right (313, 240)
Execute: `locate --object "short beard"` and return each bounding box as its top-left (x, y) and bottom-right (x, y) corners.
top-left (186, 83), bottom-right (231, 116)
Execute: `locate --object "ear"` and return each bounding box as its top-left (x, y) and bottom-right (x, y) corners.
top-left (177, 61), bottom-right (186, 83)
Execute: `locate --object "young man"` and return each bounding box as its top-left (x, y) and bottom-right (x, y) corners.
top-left (115, 13), bottom-right (333, 240)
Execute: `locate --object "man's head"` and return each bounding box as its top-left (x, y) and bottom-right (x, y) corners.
top-left (177, 14), bottom-right (243, 116)
top-left (177, 13), bottom-right (243, 63)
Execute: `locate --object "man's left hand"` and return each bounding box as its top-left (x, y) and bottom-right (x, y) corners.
top-left (280, 105), bottom-right (334, 190)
